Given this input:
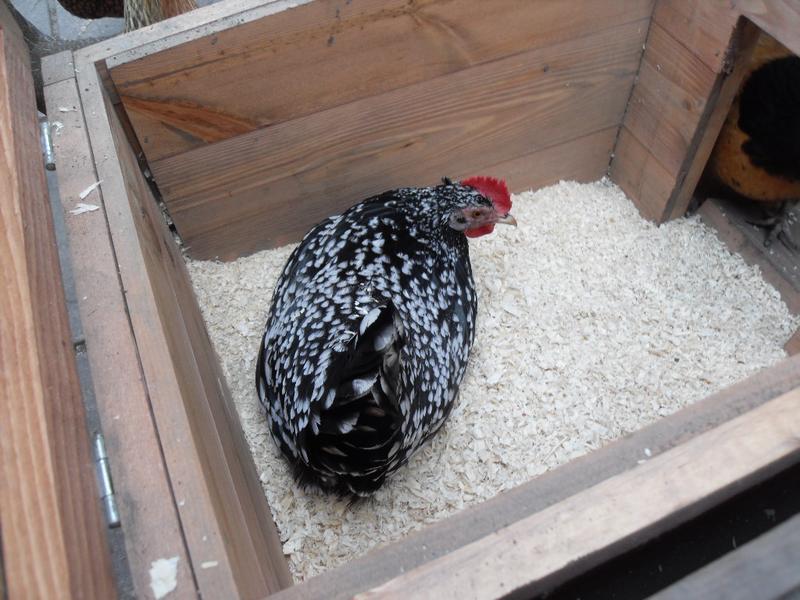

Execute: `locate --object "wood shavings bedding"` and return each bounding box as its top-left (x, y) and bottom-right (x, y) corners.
top-left (186, 179), bottom-right (798, 582)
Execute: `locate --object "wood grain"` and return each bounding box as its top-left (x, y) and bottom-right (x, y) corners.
top-left (652, 0), bottom-right (739, 74)
top-left (611, 0), bottom-right (800, 223)
top-left (654, 0), bottom-right (800, 73)
top-left (74, 58), bottom-right (292, 597)
top-left (0, 7), bottom-right (114, 599)
top-left (614, 19), bottom-right (758, 223)
top-left (109, 0), bottom-right (653, 162)
top-left (272, 354), bottom-right (800, 600)
top-left (610, 127), bottom-right (676, 222)
top-left (41, 50), bottom-right (75, 85)
top-left (354, 389), bottom-right (800, 600)
top-left (480, 127), bottom-right (618, 193)
top-left (661, 21), bottom-right (759, 221)
top-left (622, 21), bottom-right (716, 177)
top-left (43, 66), bottom-right (196, 599)
top-left (154, 18), bottom-right (647, 259)
top-left (785, 330), bottom-right (800, 357)
top-left (650, 513), bottom-right (800, 600)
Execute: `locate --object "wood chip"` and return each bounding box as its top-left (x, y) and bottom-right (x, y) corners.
top-left (149, 556), bottom-right (179, 599)
top-left (78, 180), bottom-right (102, 200)
top-left (187, 179), bottom-right (798, 582)
top-left (69, 203), bottom-right (100, 215)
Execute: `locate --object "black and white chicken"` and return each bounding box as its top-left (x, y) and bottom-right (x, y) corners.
top-left (256, 176), bottom-right (515, 496)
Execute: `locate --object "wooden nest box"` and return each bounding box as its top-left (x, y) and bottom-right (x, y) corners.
top-left (3, 0), bottom-right (799, 598)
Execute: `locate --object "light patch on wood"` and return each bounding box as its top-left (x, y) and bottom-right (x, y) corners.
top-left (78, 180), bottom-right (102, 200)
top-left (149, 556), bottom-right (179, 599)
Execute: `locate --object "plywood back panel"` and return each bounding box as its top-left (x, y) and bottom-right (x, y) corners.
top-left (109, 0), bottom-right (653, 163)
top-left (114, 6), bottom-right (650, 260)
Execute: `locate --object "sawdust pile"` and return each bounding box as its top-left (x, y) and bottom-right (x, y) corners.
top-left (187, 179), bottom-right (797, 582)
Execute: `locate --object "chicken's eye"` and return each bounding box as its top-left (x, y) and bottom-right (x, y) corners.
top-left (471, 210), bottom-right (482, 218)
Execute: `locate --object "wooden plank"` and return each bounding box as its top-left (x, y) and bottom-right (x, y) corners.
top-left (480, 127), bottom-right (618, 193)
top-left (740, 0), bottom-right (800, 58)
top-left (108, 0), bottom-right (653, 162)
top-left (661, 21), bottom-right (759, 221)
top-left (41, 50), bottom-right (76, 86)
top-left (154, 18), bottom-right (647, 259)
top-left (622, 21), bottom-right (716, 177)
top-left (42, 74), bottom-right (196, 599)
top-left (610, 14), bottom-right (757, 222)
top-left (0, 5), bottom-right (115, 598)
top-left (352, 389), bottom-right (800, 600)
top-left (654, 0), bottom-right (800, 73)
top-left (650, 513), bottom-right (800, 600)
top-left (271, 354), bottom-right (800, 600)
top-left (74, 57), bottom-right (292, 597)
top-left (79, 0), bottom-right (307, 65)
top-left (785, 330), bottom-right (800, 357)
top-left (610, 127), bottom-right (676, 222)
top-left (652, 0), bottom-right (739, 73)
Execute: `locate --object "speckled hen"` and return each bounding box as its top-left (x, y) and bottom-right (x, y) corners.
top-left (256, 177), bottom-right (515, 496)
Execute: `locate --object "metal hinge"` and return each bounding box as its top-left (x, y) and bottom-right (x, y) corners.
top-left (38, 114), bottom-right (56, 171)
top-left (93, 433), bottom-right (121, 528)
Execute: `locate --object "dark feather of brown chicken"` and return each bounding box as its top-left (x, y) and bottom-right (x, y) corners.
top-left (707, 33), bottom-right (800, 248)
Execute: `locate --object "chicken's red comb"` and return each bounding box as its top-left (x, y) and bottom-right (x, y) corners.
top-left (461, 176), bottom-right (512, 214)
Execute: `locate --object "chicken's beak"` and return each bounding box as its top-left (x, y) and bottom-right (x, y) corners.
top-left (495, 213), bottom-right (517, 227)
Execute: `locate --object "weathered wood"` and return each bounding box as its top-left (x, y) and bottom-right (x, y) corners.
top-left (651, 0), bottom-right (739, 74)
top-left (650, 512), bottom-right (800, 600)
top-left (481, 127), bottom-right (618, 194)
top-left (41, 50), bottom-right (75, 85)
top-left (611, 13), bottom-right (755, 222)
top-left (271, 354), bottom-right (800, 600)
top-left (661, 21), bottom-right (759, 221)
top-left (0, 6), bottom-right (115, 598)
top-left (109, 0), bottom-right (653, 163)
top-left (611, 0), bottom-right (800, 223)
top-left (79, 0), bottom-right (307, 65)
top-left (352, 389), bottom-right (800, 600)
top-left (153, 18), bottom-right (646, 259)
top-left (43, 71), bottom-right (196, 599)
top-left (654, 0), bottom-right (800, 73)
top-left (786, 330), bottom-right (800, 357)
top-left (73, 58), bottom-right (292, 597)
top-left (609, 126), bottom-right (676, 222)
top-left (622, 21), bottom-right (716, 178)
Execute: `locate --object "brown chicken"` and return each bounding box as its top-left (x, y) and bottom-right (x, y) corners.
top-left (707, 33), bottom-right (800, 250)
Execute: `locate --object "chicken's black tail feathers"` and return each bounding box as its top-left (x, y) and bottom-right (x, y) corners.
top-left (738, 55), bottom-right (800, 181)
